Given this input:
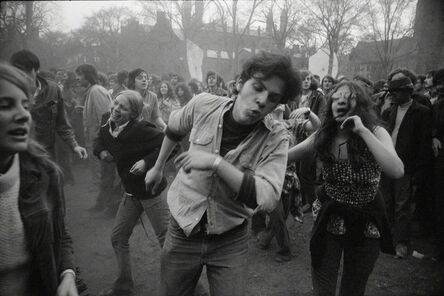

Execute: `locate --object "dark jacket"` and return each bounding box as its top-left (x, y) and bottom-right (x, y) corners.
top-left (18, 151), bottom-right (75, 296)
top-left (382, 100), bottom-right (433, 179)
top-left (31, 76), bottom-right (78, 156)
top-left (93, 113), bottom-right (166, 199)
top-left (289, 90), bottom-right (326, 120)
top-left (433, 96), bottom-right (444, 142)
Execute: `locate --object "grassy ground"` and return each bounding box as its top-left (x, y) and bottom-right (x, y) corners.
top-left (65, 164), bottom-right (443, 296)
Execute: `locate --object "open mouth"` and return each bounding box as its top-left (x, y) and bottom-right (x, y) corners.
top-left (8, 128), bottom-right (28, 139)
top-left (334, 107), bottom-right (350, 121)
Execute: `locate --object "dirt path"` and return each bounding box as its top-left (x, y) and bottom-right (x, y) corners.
top-left (65, 164), bottom-right (443, 296)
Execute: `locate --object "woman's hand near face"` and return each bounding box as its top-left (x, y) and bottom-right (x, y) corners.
top-left (340, 115), bottom-right (367, 135)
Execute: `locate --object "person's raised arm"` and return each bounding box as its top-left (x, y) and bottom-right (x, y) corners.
top-left (287, 134), bottom-right (315, 164)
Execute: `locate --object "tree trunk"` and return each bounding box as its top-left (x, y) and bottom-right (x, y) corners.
top-left (24, 1), bottom-right (33, 49)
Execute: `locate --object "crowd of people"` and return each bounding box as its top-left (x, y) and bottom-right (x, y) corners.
top-left (0, 48), bottom-right (443, 296)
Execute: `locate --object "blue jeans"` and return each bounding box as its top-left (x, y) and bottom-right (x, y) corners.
top-left (160, 217), bottom-right (249, 296)
top-left (111, 193), bottom-right (170, 293)
top-left (312, 233), bottom-right (380, 296)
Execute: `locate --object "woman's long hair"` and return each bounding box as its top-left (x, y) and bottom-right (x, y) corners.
top-left (157, 80), bottom-right (173, 99)
top-left (174, 82), bottom-right (192, 106)
top-left (314, 81), bottom-right (382, 165)
top-left (0, 63), bottom-right (61, 173)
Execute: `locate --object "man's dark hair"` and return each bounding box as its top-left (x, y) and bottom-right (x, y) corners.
top-left (128, 68), bottom-right (146, 90)
top-left (388, 68), bottom-right (417, 84)
top-left (373, 79), bottom-right (386, 94)
top-left (75, 64), bottom-right (98, 85)
top-left (239, 52), bottom-right (301, 104)
top-left (188, 78), bottom-right (201, 95)
top-left (10, 49), bottom-right (40, 72)
top-left (117, 70), bottom-right (129, 86)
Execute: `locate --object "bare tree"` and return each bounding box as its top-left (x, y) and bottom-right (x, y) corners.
top-left (366, 0), bottom-right (416, 78)
top-left (300, 0), bottom-right (366, 75)
top-left (138, 0), bottom-right (210, 77)
top-left (293, 18), bottom-right (321, 57)
top-left (261, 0), bottom-right (303, 53)
top-left (78, 7), bottom-right (135, 71)
top-left (0, 1), bottom-right (57, 52)
top-left (213, 0), bottom-right (264, 74)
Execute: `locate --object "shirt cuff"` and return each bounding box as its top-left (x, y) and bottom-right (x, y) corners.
top-left (165, 126), bottom-right (184, 142)
top-left (60, 269), bottom-right (76, 280)
top-left (236, 172), bottom-right (258, 209)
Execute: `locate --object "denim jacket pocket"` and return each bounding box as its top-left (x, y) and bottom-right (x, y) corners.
top-left (189, 128), bottom-right (214, 146)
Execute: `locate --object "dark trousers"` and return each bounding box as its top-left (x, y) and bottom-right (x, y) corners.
top-left (96, 161), bottom-right (121, 210)
top-left (380, 173), bottom-right (414, 244)
top-left (312, 233), bottom-right (380, 296)
top-left (434, 151), bottom-right (444, 255)
top-left (298, 152), bottom-right (317, 205)
top-left (259, 194), bottom-right (291, 255)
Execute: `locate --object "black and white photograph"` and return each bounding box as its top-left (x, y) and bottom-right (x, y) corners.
top-left (0, 0), bottom-right (443, 295)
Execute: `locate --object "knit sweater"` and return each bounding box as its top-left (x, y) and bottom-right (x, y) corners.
top-left (0, 154), bottom-right (32, 296)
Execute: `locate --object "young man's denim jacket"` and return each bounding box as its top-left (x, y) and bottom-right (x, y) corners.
top-left (167, 93), bottom-right (289, 236)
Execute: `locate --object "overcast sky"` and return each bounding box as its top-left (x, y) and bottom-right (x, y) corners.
top-left (55, 1), bottom-right (142, 32)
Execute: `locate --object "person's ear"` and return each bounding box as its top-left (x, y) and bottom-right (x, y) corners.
top-left (236, 80), bottom-right (243, 91)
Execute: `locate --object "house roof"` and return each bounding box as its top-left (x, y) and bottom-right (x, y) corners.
top-left (350, 37), bottom-right (417, 63)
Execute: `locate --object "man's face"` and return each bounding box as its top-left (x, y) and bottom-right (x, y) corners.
top-left (134, 72), bottom-right (148, 91)
top-left (232, 74), bottom-right (284, 125)
top-left (170, 75), bottom-right (178, 85)
top-left (323, 78), bottom-right (333, 91)
top-left (389, 88), bottom-right (411, 104)
top-left (425, 74), bottom-right (433, 88)
top-left (76, 72), bottom-right (89, 87)
top-left (302, 75), bottom-right (311, 90)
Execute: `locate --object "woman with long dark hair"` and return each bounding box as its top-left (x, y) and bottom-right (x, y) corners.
top-left (174, 82), bottom-right (192, 107)
top-left (0, 62), bottom-right (79, 295)
top-left (288, 81), bottom-right (404, 296)
top-left (157, 80), bottom-right (181, 124)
